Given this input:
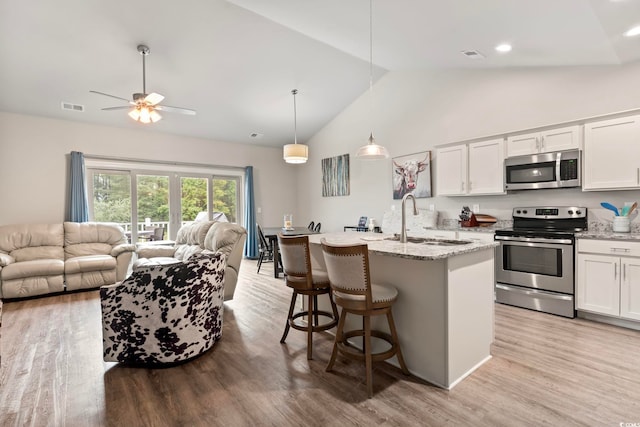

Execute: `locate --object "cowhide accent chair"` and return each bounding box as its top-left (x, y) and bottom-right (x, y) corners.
top-left (100, 252), bottom-right (226, 366)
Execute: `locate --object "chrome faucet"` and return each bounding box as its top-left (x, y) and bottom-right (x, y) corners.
top-left (400, 193), bottom-right (418, 243)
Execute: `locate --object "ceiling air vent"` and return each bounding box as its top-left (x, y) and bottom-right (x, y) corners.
top-left (461, 50), bottom-right (485, 59)
top-left (61, 102), bottom-right (84, 112)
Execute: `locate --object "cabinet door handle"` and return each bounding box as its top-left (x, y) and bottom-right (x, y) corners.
top-left (535, 137), bottom-right (540, 151)
top-left (540, 136), bottom-right (544, 151)
top-left (461, 181), bottom-right (465, 192)
top-left (469, 181), bottom-right (472, 191)
top-left (615, 263), bottom-right (618, 280)
top-left (624, 263), bottom-right (627, 281)
top-left (610, 248), bottom-right (631, 253)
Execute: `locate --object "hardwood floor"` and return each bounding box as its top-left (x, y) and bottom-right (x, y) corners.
top-left (1, 259), bottom-right (640, 426)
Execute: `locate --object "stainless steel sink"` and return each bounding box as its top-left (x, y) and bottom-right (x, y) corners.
top-left (384, 235), bottom-right (472, 246)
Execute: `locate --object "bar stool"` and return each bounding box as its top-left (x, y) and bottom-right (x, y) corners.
top-left (320, 238), bottom-right (409, 398)
top-left (278, 234), bottom-right (339, 360)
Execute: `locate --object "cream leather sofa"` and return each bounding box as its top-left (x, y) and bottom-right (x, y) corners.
top-left (0, 222), bottom-right (134, 299)
top-left (134, 221), bottom-right (247, 301)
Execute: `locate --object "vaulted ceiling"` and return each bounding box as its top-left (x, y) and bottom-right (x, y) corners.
top-left (1, 0), bottom-right (639, 147)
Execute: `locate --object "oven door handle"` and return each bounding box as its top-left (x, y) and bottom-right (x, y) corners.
top-left (494, 235), bottom-right (573, 245)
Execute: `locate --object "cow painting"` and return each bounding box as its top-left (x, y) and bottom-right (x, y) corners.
top-left (392, 152), bottom-right (431, 200)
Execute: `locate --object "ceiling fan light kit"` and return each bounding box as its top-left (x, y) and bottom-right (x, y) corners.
top-left (90, 44), bottom-right (195, 124)
top-left (283, 89), bottom-right (309, 164)
top-left (128, 106), bottom-right (162, 123)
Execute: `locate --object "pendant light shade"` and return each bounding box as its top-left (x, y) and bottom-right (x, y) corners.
top-left (283, 89), bottom-right (308, 164)
top-left (356, 133), bottom-right (389, 159)
top-left (283, 143), bottom-right (309, 164)
top-left (356, 0), bottom-right (389, 160)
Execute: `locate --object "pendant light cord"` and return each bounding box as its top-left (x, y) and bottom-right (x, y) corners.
top-left (369, 0), bottom-right (374, 142)
top-left (292, 89), bottom-right (298, 144)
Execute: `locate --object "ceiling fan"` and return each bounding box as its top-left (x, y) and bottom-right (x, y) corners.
top-left (90, 44), bottom-right (196, 124)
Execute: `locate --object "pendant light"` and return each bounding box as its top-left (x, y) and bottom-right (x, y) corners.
top-left (356, 0), bottom-right (389, 160)
top-left (283, 89), bottom-right (309, 164)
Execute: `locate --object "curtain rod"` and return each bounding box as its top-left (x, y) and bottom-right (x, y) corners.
top-left (83, 154), bottom-right (246, 172)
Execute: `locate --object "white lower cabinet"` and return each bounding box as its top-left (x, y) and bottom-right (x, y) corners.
top-left (576, 239), bottom-right (640, 321)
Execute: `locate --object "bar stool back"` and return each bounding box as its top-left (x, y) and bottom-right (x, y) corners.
top-left (278, 234), bottom-right (339, 360)
top-left (320, 238), bottom-right (409, 397)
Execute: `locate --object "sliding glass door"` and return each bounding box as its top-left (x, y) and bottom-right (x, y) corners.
top-left (181, 176), bottom-right (208, 223)
top-left (213, 176), bottom-right (238, 223)
top-left (88, 166), bottom-right (242, 242)
top-left (91, 170), bottom-right (132, 230)
top-left (136, 174), bottom-right (170, 241)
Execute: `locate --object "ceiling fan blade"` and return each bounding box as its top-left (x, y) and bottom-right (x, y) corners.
top-left (101, 106), bottom-right (132, 111)
top-left (155, 105), bottom-right (197, 115)
top-left (144, 92), bottom-right (164, 106)
top-left (90, 90), bottom-right (132, 103)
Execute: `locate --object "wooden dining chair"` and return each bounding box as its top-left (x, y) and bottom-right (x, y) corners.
top-left (320, 238), bottom-right (409, 397)
top-left (256, 223), bottom-right (274, 273)
top-left (278, 234), bottom-right (339, 360)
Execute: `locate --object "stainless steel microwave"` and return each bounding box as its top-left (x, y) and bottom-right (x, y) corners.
top-left (504, 149), bottom-right (581, 190)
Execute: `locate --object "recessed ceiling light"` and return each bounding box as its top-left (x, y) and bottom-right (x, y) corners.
top-left (495, 44), bottom-right (512, 53)
top-left (624, 25), bottom-right (640, 37)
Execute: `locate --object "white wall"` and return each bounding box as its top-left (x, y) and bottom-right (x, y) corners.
top-left (297, 61), bottom-right (640, 231)
top-left (0, 112), bottom-right (298, 227)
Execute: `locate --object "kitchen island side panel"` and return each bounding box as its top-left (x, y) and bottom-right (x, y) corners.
top-left (446, 249), bottom-right (495, 387)
top-left (367, 253), bottom-right (448, 387)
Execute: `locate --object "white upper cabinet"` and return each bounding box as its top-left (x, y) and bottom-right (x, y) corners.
top-left (436, 144), bottom-right (468, 196)
top-left (436, 138), bottom-right (505, 196)
top-left (468, 139), bottom-right (505, 195)
top-left (506, 125), bottom-right (581, 157)
top-left (583, 114), bottom-right (640, 190)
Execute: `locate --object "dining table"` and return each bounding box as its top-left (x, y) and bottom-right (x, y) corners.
top-left (261, 227), bottom-right (319, 278)
top-left (124, 230), bottom-right (154, 243)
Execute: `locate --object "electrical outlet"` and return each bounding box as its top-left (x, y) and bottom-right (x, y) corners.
top-left (472, 204), bottom-right (480, 213)
top-left (391, 205), bottom-right (396, 211)
top-left (429, 204), bottom-right (435, 211)
top-left (257, 207), bottom-right (262, 214)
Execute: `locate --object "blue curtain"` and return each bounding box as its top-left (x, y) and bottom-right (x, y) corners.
top-left (243, 166), bottom-right (258, 259)
top-left (68, 151), bottom-right (89, 222)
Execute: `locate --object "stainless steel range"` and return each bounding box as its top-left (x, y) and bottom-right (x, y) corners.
top-left (494, 206), bottom-right (587, 318)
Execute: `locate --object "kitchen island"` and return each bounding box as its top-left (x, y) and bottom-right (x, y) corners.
top-left (307, 232), bottom-right (498, 389)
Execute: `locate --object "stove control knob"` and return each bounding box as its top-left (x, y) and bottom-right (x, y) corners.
top-left (516, 210), bottom-right (521, 214)
top-left (523, 210), bottom-right (528, 214)
top-left (568, 210), bottom-right (574, 215)
top-left (576, 210), bottom-right (582, 215)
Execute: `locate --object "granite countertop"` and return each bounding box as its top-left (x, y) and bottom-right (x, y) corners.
top-left (576, 231), bottom-right (640, 241)
top-left (308, 232), bottom-right (498, 261)
top-left (432, 218), bottom-right (511, 233)
top-left (438, 225), bottom-right (500, 233)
